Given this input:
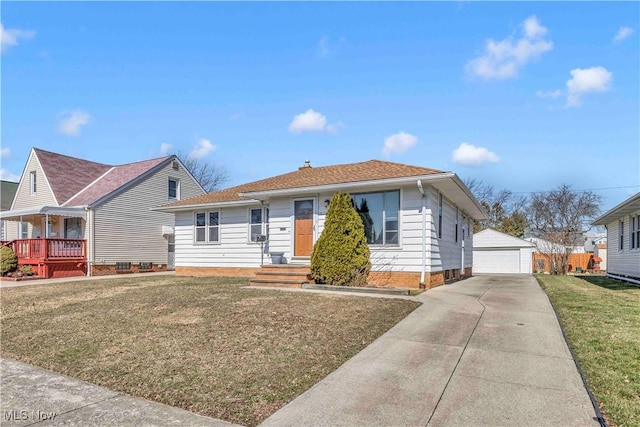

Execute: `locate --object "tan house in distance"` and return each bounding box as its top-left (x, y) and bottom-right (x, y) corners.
top-left (1, 148), bottom-right (204, 278)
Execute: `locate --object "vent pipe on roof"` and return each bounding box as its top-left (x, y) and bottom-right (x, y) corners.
top-left (299, 159), bottom-right (312, 170)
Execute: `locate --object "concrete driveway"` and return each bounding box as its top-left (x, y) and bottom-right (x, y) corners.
top-left (261, 275), bottom-right (600, 426)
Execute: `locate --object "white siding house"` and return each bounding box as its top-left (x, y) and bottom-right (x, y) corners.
top-left (592, 193), bottom-right (640, 284)
top-left (1, 148), bottom-right (204, 278)
top-left (473, 228), bottom-right (535, 274)
top-left (159, 160), bottom-right (487, 288)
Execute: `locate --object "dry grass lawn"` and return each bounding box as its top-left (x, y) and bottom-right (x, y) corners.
top-left (1, 275), bottom-right (419, 426)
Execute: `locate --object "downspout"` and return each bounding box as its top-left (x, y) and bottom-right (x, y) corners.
top-left (417, 180), bottom-right (427, 289)
top-left (86, 207), bottom-right (93, 277)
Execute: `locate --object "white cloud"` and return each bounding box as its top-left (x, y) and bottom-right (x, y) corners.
top-left (0, 169), bottom-right (20, 182)
top-left (57, 110), bottom-right (91, 136)
top-left (452, 143), bottom-right (499, 166)
top-left (382, 132), bottom-right (418, 157)
top-left (1, 23), bottom-right (36, 53)
top-left (536, 89), bottom-right (563, 99)
top-left (0, 147), bottom-right (10, 159)
top-left (189, 138), bottom-right (216, 160)
top-left (466, 15), bottom-right (553, 80)
top-left (566, 66), bottom-right (612, 107)
top-left (613, 26), bottom-right (635, 43)
top-left (160, 142), bottom-right (173, 156)
top-left (288, 109), bottom-right (327, 133)
top-left (317, 35), bottom-right (345, 58)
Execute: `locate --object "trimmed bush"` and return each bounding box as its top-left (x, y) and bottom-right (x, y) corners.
top-left (310, 192), bottom-right (371, 286)
top-left (0, 246), bottom-right (18, 275)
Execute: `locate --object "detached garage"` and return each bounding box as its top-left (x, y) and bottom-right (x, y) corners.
top-left (473, 228), bottom-right (534, 274)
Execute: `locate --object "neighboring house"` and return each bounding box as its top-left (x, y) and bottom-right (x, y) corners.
top-left (592, 192), bottom-right (640, 284)
top-left (1, 148), bottom-right (204, 278)
top-left (157, 159), bottom-right (487, 288)
top-left (473, 228), bottom-right (535, 274)
top-left (1, 180), bottom-right (19, 241)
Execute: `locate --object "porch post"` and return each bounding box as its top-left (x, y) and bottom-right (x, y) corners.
top-left (45, 213), bottom-right (50, 238)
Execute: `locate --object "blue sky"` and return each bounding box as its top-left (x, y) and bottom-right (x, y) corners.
top-left (1, 2), bottom-right (638, 211)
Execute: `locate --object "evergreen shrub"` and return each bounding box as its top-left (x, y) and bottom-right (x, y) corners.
top-left (310, 192), bottom-right (371, 286)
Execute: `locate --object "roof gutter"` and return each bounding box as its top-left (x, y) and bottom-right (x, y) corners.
top-left (239, 173), bottom-right (457, 199)
top-left (152, 199), bottom-right (260, 213)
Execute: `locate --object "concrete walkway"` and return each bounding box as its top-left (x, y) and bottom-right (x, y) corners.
top-left (261, 275), bottom-right (600, 426)
top-left (1, 275), bottom-right (600, 426)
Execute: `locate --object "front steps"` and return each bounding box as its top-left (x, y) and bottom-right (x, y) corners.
top-left (249, 264), bottom-right (311, 288)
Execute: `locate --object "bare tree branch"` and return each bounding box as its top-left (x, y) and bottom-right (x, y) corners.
top-left (174, 151), bottom-right (229, 193)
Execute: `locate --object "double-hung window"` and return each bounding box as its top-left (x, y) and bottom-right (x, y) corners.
top-left (249, 207), bottom-right (269, 242)
top-left (619, 219), bottom-right (624, 251)
top-left (352, 190), bottom-right (400, 246)
top-left (632, 214), bottom-right (640, 250)
top-left (438, 193), bottom-right (443, 239)
top-left (195, 211), bottom-right (220, 243)
top-left (168, 178), bottom-right (179, 200)
top-left (455, 207), bottom-right (459, 242)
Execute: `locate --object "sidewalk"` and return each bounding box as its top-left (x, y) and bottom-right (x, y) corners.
top-left (1, 275), bottom-right (600, 426)
top-left (0, 271), bottom-right (175, 289)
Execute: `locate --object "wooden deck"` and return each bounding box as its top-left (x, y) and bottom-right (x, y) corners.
top-left (2, 239), bottom-right (87, 278)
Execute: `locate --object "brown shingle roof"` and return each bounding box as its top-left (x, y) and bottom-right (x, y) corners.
top-left (35, 148), bottom-right (112, 205)
top-left (64, 156), bottom-right (171, 206)
top-left (166, 159), bottom-right (443, 207)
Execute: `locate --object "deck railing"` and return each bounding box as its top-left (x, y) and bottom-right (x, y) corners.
top-left (4, 239), bottom-right (86, 261)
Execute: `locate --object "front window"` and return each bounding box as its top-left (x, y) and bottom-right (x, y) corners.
top-left (249, 207), bottom-right (269, 242)
top-left (352, 190), bottom-right (399, 246)
top-left (195, 211), bottom-right (219, 243)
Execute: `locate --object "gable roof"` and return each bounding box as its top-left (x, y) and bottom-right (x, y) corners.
top-left (592, 192), bottom-right (640, 225)
top-left (474, 228), bottom-right (535, 249)
top-left (159, 159), bottom-right (487, 220)
top-left (165, 159), bottom-right (443, 207)
top-left (34, 148), bottom-right (112, 205)
top-left (64, 156), bottom-right (172, 206)
top-left (1, 181), bottom-right (18, 211)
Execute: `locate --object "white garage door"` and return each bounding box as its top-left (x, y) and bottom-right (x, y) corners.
top-left (474, 249), bottom-right (521, 274)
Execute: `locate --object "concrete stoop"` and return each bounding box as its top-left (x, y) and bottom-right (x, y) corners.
top-left (249, 264), bottom-right (311, 288)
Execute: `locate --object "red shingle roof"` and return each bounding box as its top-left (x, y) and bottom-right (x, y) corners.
top-left (33, 148), bottom-right (171, 207)
top-left (166, 159), bottom-right (443, 207)
top-left (64, 157), bottom-right (171, 206)
top-left (35, 148), bottom-right (112, 205)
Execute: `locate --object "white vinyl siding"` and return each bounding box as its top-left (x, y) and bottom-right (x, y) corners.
top-left (606, 217), bottom-right (640, 279)
top-left (93, 161), bottom-right (203, 264)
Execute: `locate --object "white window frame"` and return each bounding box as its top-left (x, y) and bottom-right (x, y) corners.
top-left (351, 190), bottom-right (400, 247)
top-left (438, 193), bottom-right (443, 239)
top-left (455, 207), bottom-right (459, 243)
top-left (619, 219), bottom-right (624, 251)
top-left (19, 222), bottom-right (29, 239)
top-left (29, 171), bottom-right (36, 195)
top-left (168, 178), bottom-right (180, 201)
top-left (194, 211), bottom-right (220, 244)
top-left (631, 214), bottom-right (640, 250)
top-left (249, 207), bottom-right (269, 243)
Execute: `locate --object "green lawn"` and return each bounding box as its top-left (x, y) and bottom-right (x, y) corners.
top-left (1, 276), bottom-right (420, 426)
top-left (536, 274), bottom-right (640, 427)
